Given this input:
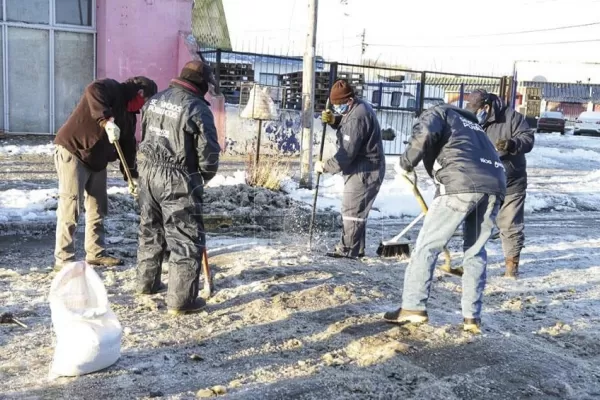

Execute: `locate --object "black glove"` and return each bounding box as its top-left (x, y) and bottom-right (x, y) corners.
top-left (496, 139), bottom-right (516, 153)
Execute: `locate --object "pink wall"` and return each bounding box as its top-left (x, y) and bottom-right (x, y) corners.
top-left (96, 0), bottom-right (193, 91)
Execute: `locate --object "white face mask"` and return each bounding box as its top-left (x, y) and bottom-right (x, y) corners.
top-left (477, 109), bottom-right (488, 124)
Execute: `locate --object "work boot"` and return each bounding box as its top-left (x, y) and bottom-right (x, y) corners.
top-left (463, 318), bottom-right (482, 334)
top-left (383, 307), bottom-right (429, 325)
top-left (326, 247), bottom-right (358, 260)
top-left (439, 264), bottom-right (464, 277)
top-left (86, 256), bottom-right (123, 267)
top-left (504, 256), bottom-right (520, 279)
top-left (137, 282), bottom-right (167, 295)
top-left (167, 298), bottom-right (207, 316)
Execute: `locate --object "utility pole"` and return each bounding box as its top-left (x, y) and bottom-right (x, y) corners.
top-left (300, 0), bottom-right (318, 188)
top-left (360, 28), bottom-right (367, 62)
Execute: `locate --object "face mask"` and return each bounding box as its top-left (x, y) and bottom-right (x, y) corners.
top-left (333, 103), bottom-right (349, 114)
top-left (476, 109), bottom-right (488, 124)
top-left (127, 93), bottom-right (146, 112)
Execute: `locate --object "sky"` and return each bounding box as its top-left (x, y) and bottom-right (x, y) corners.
top-left (222, 0), bottom-right (600, 81)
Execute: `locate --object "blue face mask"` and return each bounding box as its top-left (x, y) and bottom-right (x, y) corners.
top-left (476, 109), bottom-right (488, 124)
top-left (333, 103), bottom-right (350, 114)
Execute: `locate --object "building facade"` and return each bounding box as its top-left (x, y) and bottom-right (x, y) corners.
top-left (1, 0), bottom-right (196, 135)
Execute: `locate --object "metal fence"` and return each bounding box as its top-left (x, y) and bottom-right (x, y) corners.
top-left (201, 48), bottom-right (510, 155)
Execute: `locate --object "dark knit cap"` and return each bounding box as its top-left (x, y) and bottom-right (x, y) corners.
top-left (179, 60), bottom-right (216, 88)
top-left (329, 79), bottom-right (355, 105)
top-left (466, 88), bottom-right (490, 112)
top-left (124, 76), bottom-right (158, 100)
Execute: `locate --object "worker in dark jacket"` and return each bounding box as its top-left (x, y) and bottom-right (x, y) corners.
top-left (53, 76), bottom-right (157, 271)
top-left (314, 79), bottom-right (385, 259)
top-left (384, 104), bottom-right (506, 334)
top-left (467, 89), bottom-right (534, 278)
top-left (135, 61), bottom-right (221, 315)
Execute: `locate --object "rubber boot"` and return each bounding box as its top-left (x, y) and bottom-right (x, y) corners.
top-left (504, 256), bottom-right (520, 279)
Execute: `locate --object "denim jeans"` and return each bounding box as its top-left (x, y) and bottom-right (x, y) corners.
top-left (401, 193), bottom-right (501, 319)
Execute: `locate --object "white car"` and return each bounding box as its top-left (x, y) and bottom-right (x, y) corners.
top-left (574, 111), bottom-right (600, 136)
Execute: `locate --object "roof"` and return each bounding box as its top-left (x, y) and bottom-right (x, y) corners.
top-left (520, 81), bottom-right (600, 103)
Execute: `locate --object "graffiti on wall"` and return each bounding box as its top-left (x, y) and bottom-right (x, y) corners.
top-left (222, 105), bottom-right (337, 157)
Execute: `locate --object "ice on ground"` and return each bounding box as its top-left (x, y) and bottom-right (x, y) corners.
top-left (0, 143), bottom-right (55, 156)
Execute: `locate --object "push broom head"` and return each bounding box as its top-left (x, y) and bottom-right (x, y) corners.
top-left (376, 240), bottom-right (411, 258)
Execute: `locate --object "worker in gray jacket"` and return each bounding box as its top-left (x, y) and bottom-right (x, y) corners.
top-left (384, 104), bottom-right (506, 334)
top-left (467, 89), bottom-right (534, 279)
top-left (315, 79), bottom-right (385, 259)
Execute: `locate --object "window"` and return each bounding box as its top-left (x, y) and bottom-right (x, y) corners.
top-left (1, 0), bottom-right (96, 133)
top-left (372, 90), bottom-right (381, 104)
top-left (391, 92), bottom-right (402, 107)
top-left (7, 0), bottom-right (50, 24)
top-left (56, 0), bottom-right (93, 26)
top-left (407, 98), bottom-right (417, 109)
top-left (259, 73), bottom-right (279, 87)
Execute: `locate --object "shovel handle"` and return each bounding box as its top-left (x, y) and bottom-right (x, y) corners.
top-left (114, 141), bottom-right (135, 185)
top-left (402, 171), bottom-right (452, 270)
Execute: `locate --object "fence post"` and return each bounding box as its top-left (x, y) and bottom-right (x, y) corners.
top-left (417, 71), bottom-right (426, 116)
top-left (499, 76), bottom-right (507, 105)
top-left (215, 49), bottom-right (222, 89)
top-left (459, 83), bottom-right (465, 108)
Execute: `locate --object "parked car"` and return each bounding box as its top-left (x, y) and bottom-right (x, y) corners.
top-left (536, 111), bottom-right (566, 134)
top-left (574, 111), bottom-right (600, 136)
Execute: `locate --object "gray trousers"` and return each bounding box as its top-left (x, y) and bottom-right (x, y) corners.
top-left (496, 192), bottom-right (526, 259)
top-left (336, 167), bottom-right (384, 257)
top-left (54, 145), bottom-right (107, 265)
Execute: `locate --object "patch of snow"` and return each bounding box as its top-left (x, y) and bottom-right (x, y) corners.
top-left (205, 170), bottom-right (246, 188)
top-left (283, 172), bottom-right (435, 219)
top-left (0, 143), bottom-right (55, 156)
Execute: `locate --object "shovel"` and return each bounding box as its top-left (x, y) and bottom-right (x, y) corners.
top-left (308, 99), bottom-right (330, 249)
top-left (377, 171), bottom-right (462, 277)
top-left (113, 141), bottom-right (137, 196)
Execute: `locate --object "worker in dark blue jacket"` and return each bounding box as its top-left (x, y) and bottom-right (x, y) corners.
top-left (315, 79), bottom-right (385, 259)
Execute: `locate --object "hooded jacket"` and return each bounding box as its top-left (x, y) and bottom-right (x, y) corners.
top-left (481, 95), bottom-right (534, 195)
top-left (400, 104), bottom-right (506, 199)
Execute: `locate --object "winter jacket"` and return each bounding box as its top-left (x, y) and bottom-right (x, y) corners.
top-left (400, 104), bottom-right (506, 199)
top-left (138, 79), bottom-right (221, 183)
top-left (54, 78), bottom-right (138, 178)
top-left (323, 99), bottom-right (385, 175)
top-left (482, 95), bottom-right (534, 195)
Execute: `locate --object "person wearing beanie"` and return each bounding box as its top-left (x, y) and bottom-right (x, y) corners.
top-left (315, 79), bottom-right (386, 259)
top-left (135, 60), bottom-right (221, 316)
top-left (53, 75), bottom-right (157, 271)
top-left (466, 89), bottom-right (534, 279)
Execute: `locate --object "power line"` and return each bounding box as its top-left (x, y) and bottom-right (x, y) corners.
top-left (460, 20), bottom-right (600, 38)
top-left (367, 38), bottom-right (600, 49)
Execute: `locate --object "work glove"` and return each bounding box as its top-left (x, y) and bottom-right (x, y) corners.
top-left (314, 160), bottom-right (325, 174)
top-left (105, 120), bottom-right (121, 144)
top-left (496, 139), bottom-right (516, 153)
top-left (321, 110), bottom-right (335, 125)
top-left (128, 178), bottom-right (138, 197)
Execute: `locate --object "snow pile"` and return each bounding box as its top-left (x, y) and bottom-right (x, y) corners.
top-left (205, 170), bottom-right (246, 187)
top-left (0, 143), bottom-right (55, 156)
top-left (282, 173), bottom-right (435, 219)
top-left (0, 188), bottom-right (58, 223)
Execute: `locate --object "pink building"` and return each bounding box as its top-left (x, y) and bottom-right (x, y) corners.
top-left (1, 0), bottom-right (200, 135)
